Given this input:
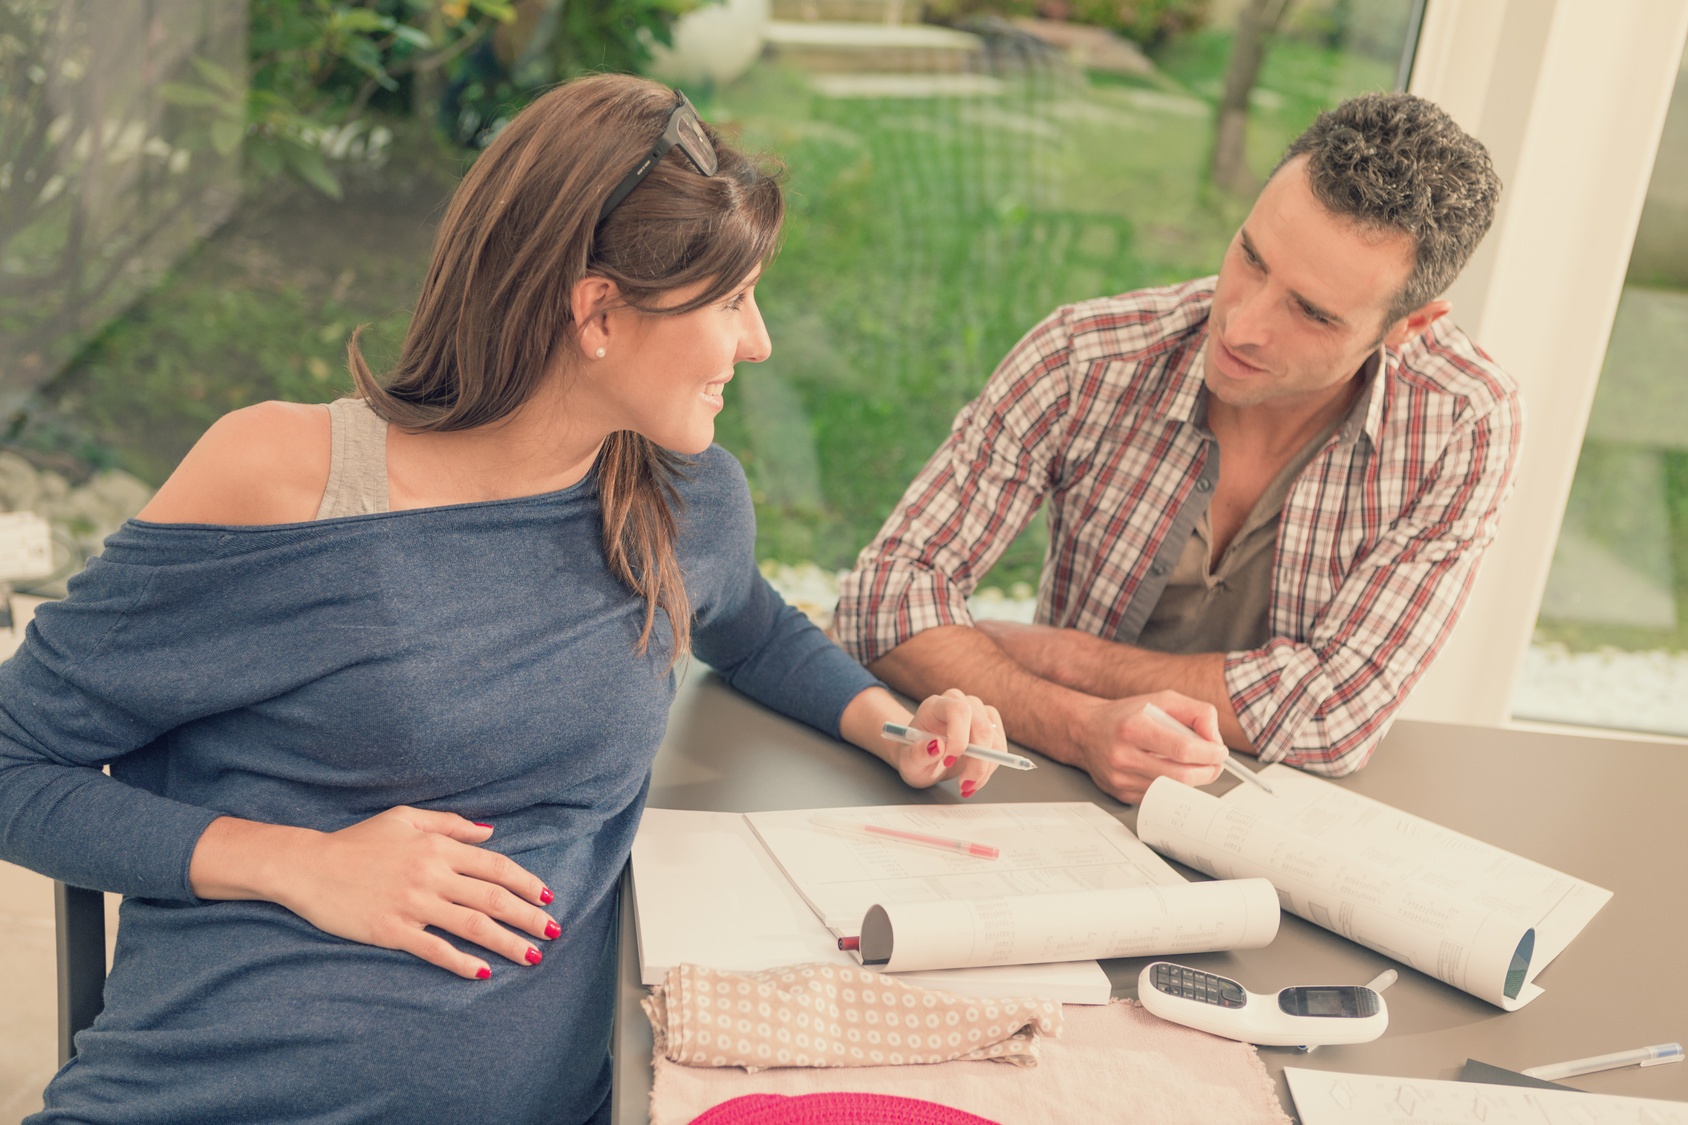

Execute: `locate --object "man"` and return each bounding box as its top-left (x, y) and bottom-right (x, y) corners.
top-left (833, 93), bottom-right (1520, 803)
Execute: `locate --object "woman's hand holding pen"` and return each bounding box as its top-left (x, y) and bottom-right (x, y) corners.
top-left (901, 689), bottom-right (1003, 796)
top-left (840, 686), bottom-right (1002, 796)
top-left (188, 807), bottom-right (559, 981)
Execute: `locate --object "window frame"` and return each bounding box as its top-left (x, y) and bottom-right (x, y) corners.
top-left (1396, 0), bottom-right (1688, 730)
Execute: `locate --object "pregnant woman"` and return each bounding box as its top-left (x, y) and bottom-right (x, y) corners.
top-left (0, 73), bottom-right (1001, 1123)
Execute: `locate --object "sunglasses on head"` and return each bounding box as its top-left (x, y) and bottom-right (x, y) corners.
top-left (596, 92), bottom-right (717, 224)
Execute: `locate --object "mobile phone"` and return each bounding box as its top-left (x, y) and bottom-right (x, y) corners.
top-left (1137, 961), bottom-right (1388, 1047)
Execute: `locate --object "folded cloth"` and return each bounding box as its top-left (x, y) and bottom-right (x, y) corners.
top-left (651, 1000), bottom-right (1292, 1125)
top-left (690, 1093), bottom-right (1000, 1124)
top-left (643, 964), bottom-right (1061, 1071)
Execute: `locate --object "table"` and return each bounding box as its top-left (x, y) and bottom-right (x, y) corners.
top-left (612, 669), bottom-right (1688, 1121)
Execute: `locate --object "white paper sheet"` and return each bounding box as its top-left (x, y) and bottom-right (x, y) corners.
top-left (629, 807), bottom-right (1115, 1003)
top-left (1284, 1067), bottom-right (1688, 1124)
top-left (746, 802), bottom-right (1187, 932)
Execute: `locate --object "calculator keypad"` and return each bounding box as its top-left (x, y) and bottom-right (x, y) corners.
top-left (1149, 963), bottom-right (1247, 1008)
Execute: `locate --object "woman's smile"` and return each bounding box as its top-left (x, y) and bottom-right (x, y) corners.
top-left (702, 374), bottom-right (732, 411)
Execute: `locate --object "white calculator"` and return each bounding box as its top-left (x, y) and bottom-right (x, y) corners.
top-left (1138, 961), bottom-right (1389, 1047)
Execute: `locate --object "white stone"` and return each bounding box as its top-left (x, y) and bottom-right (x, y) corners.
top-left (648, 0), bottom-right (770, 87)
top-left (84, 469), bottom-right (154, 521)
top-left (0, 451), bottom-right (40, 512)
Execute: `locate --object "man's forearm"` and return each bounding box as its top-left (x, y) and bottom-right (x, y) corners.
top-left (978, 622), bottom-right (1255, 753)
top-left (867, 625), bottom-right (1102, 772)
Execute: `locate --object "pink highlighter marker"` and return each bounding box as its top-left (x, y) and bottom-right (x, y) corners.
top-left (810, 813), bottom-right (1000, 860)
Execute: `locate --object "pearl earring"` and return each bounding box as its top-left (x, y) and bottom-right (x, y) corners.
top-left (594, 347), bottom-right (606, 359)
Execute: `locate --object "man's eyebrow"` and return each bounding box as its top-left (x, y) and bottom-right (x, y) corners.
top-left (1238, 228), bottom-right (1348, 328)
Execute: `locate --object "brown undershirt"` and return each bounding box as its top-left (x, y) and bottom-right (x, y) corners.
top-left (1135, 412), bottom-right (1345, 656)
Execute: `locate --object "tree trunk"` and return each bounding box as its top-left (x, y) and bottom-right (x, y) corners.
top-left (1210, 0), bottom-right (1296, 196)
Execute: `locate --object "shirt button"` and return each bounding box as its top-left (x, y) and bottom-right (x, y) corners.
top-left (1149, 563), bottom-right (1167, 578)
top-left (1195, 477), bottom-right (1213, 493)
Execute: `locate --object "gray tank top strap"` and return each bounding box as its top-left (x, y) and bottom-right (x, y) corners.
top-left (315, 397), bottom-right (390, 519)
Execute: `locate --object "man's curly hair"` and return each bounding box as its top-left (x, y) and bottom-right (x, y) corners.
top-left (1277, 92), bottom-right (1501, 323)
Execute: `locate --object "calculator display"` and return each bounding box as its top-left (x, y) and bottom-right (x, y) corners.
top-left (1277, 986), bottom-right (1378, 1018)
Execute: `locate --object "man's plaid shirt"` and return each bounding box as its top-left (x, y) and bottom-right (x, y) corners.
top-left (834, 279), bottom-right (1523, 775)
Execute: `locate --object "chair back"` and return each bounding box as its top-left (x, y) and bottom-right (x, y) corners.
top-left (54, 882), bottom-right (107, 1065)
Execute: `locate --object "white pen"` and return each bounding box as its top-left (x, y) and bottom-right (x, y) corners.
top-left (1140, 702), bottom-right (1276, 795)
top-left (1521, 1042), bottom-right (1683, 1081)
top-left (880, 721), bottom-right (1037, 771)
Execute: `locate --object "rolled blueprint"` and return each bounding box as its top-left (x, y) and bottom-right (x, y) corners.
top-left (1137, 776), bottom-right (1538, 1010)
top-left (856, 877), bottom-right (1281, 974)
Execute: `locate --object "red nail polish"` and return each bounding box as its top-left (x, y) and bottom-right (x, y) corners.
top-left (961, 782), bottom-right (975, 797)
top-left (540, 887), bottom-right (554, 905)
top-left (474, 822), bottom-right (493, 830)
top-left (525, 947), bottom-right (543, 965)
top-left (926, 740), bottom-right (940, 756)
top-left (544, 920), bottom-right (561, 940)
top-left (476, 966), bottom-right (491, 980)
top-left (943, 756), bottom-right (957, 768)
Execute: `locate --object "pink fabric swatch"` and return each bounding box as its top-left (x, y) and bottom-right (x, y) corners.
top-left (644, 963), bottom-right (1061, 1070)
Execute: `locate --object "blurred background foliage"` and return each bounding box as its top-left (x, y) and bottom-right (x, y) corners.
top-left (3, 0), bottom-right (1413, 593)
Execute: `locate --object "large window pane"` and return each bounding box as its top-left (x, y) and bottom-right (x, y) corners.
top-left (1512, 34), bottom-right (1688, 736)
top-left (0, 1), bottom-right (1423, 612)
top-left (708, 0), bottom-right (1423, 620)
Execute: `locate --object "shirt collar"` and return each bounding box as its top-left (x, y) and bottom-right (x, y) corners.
top-left (1164, 333), bottom-right (1212, 425)
top-left (1347, 346), bottom-right (1386, 447)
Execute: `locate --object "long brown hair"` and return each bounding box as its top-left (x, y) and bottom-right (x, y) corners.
top-left (348, 74), bottom-right (784, 660)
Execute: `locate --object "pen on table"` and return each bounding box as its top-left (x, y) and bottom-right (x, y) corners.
top-left (880, 721), bottom-right (1037, 771)
top-left (1140, 702), bottom-right (1276, 795)
top-left (1521, 1043), bottom-right (1683, 1081)
top-left (810, 812), bottom-right (1001, 860)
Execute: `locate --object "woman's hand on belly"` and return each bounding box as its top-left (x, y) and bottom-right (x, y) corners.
top-left (188, 808), bottom-right (560, 980)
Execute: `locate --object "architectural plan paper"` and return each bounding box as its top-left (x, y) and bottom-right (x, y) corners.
top-left (1225, 765), bottom-right (1611, 970)
top-left (746, 802), bottom-right (1190, 931)
top-left (1136, 767), bottom-right (1611, 1009)
top-left (1285, 1067), bottom-right (1688, 1124)
top-left (629, 807), bottom-right (1115, 1004)
top-left (747, 802), bottom-right (1280, 973)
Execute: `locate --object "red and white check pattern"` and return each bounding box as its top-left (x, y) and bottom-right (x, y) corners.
top-left (834, 279), bottom-right (1523, 775)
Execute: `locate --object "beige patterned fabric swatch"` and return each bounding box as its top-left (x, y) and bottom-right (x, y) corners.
top-left (643, 963), bottom-right (1062, 1071)
top-left (651, 1000), bottom-right (1293, 1125)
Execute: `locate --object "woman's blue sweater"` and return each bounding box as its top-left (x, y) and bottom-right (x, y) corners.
top-left (0, 445), bottom-right (876, 1123)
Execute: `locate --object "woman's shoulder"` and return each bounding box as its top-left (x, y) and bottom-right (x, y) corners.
top-left (674, 443), bottom-right (750, 509)
top-left (671, 444), bottom-right (754, 548)
top-left (137, 401), bottom-right (332, 526)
